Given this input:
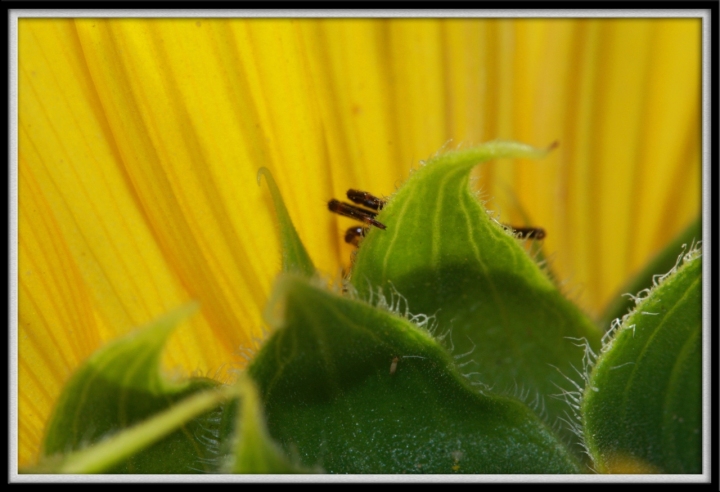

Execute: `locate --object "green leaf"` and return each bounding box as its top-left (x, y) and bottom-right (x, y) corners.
top-left (248, 273), bottom-right (581, 474)
top-left (599, 216), bottom-right (701, 328)
top-left (27, 384), bottom-right (240, 474)
top-left (258, 167), bottom-right (315, 276)
top-left (41, 304), bottom-right (238, 473)
top-left (583, 248), bottom-right (702, 473)
top-left (229, 375), bottom-right (317, 473)
top-left (349, 142), bottom-right (602, 453)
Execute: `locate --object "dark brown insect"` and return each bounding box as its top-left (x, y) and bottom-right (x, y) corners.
top-left (328, 190), bottom-right (387, 246)
top-left (327, 199), bottom-right (386, 230)
top-left (328, 198), bottom-right (385, 229)
top-left (330, 188), bottom-right (546, 245)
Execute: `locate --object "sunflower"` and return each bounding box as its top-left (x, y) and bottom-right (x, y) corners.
top-left (17, 17), bottom-right (701, 470)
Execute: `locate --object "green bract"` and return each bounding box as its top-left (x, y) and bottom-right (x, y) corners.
top-left (349, 143), bottom-right (602, 454)
top-left (34, 143), bottom-right (702, 474)
top-left (258, 167), bottom-right (315, 277)
top-left (249, 273), bottom-right (580, 473)
top-left (38, 305), bottom-right (238, 473)
top-left (32, 306), bottom-right (301, 474)
top-left (583, 247), bottom-right (702, 473)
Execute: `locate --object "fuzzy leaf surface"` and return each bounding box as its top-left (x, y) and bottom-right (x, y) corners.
top-left (599, 216), bottom-right (701, 328)
top-left (583, 252), bottom-right (702, 473)
top-left (248, 274), bottom-right (580, 474)
top-left (349, 142), bottom-right (602, 451)
top-left (229, 375), bottom-right (316, 474)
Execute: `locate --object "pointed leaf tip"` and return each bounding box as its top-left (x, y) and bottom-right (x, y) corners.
top-left (41, 304), bottom-right (236, 473)
top-left (350, 141), bottom-right (601, 456)
top-left (257, 167), bottom-right (315, 277)
top-left (34, 384), bottom-right (240, 474)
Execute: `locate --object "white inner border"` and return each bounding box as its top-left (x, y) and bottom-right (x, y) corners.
top-left (8, 8), bottom-right (712, 484)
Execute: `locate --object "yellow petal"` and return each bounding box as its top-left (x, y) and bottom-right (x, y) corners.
top-left (474, 19), bottom-right (701, 314)
top-left (71, 19), bottom-right (276, 342)
top-left (18, 162), bottom-right (102, 465)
